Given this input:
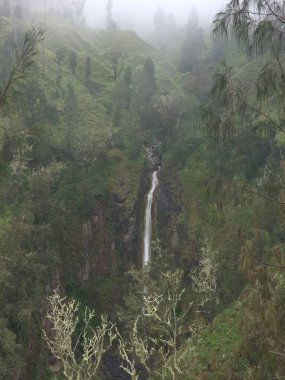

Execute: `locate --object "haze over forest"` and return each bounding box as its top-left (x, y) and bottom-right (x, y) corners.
top-left (1, 0), bottom-right (285, 379)
top-left (84, 0), bottom-right (226, 34)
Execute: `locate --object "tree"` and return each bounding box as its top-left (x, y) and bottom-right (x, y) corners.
top-left (207, 1), bottom-right (285, 142)
top-left (118, 65), bottom-right (133, 111)
top-left (117, 244), bottom-right (204, 380)
top-left (202, 2), bottom-right (285, 376)
top-left (154, 90), bottom-right (187, 142)
top-left (237, 229), bottom-right (285, 377)
top-left (0, 25), bottom-right (44, 264)
top-left (106, 48), bottom-right (125, 81)
top-left (64, 84), bottom-right (80, 156)
top-left (55, 47), bottom-right (66, 96)
top-left (23, 80), bottom-right (48, 127)
top-left (73, 119), bottom-right (112, 165)
top-left (141, 57), bottom-right (156, 100)
top-left (134, 57), bottom-right (160, 136)
top-left (116, 316), bottom-right (151, 380)
top-left (112, 66), bottom-right (133, 127)
top-left (151, 8), bottom-right (176, 51)
top-left (69, 50), bottom-right (77, 76)
top-left (13, 0), bottom-right (23, 19)
top-left (0, 152), bottom-right (65, 377)
top-left (0, 318), bottom-right (23, 378)
top-left (0, 27), bottom-right (44, 147)
top-left (43, 292), bottom-right (116, 380)
top-left (1, 0), bottom-right (11, 17)
top-left (179, 8), bottom-right (205, 74)
top-left (154, 6), bottom-right (165, 33)
top-left (166, 13), bottom-right (176, 33)
top-left (213, 0), bottom-right (285, 114)
top-left (55, 46), bottom-right (66, 66)
top-left (213, 0), bottom-right (285, 55)
top-left (71, 0), bottom-right (86, 23)
top-left (106, 0), bottom-right (117, 30)
top-left (85, 55), bottom-right (92, 84)
top-left (191, 237), bottom-right (219, 324)
top-left (118, 269), bottom-right (191, 379)
top-left (0, 28), bottom-right (44, 111)
top-left (188, 6), bottom-right (198, 30)
top-left (205, 60), bottom-right (282, 142)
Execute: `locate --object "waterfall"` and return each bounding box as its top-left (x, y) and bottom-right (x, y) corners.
top-left (143, 170), bottom-right (159, 266)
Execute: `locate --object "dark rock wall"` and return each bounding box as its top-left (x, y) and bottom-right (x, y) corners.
top-left (79, 164), bottom-right (151, 284)
top-left (156, 164), bottom-right (195, 267)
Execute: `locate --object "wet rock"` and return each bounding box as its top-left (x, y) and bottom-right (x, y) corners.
top-left (156, 165), bottom-right (195, 265)
top-left (79, 162), bottom-right (150, 282)
top-left (145, 144), bottom-right (162, 171)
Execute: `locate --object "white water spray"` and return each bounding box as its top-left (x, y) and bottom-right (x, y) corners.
top-left (143, 170), bottom-right (159, 266)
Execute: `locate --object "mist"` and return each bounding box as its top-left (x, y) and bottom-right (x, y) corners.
top-left (84, 0), bottom-right (226, 36)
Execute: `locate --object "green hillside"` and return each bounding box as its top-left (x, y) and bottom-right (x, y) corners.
top-left (2, 2), bottom-right (285, 379)
top-left (0, 16), bottom-right (189, 379)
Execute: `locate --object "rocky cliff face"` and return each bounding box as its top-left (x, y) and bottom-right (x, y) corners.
top-left (156, 164), bottom-right (195, 266)
top-left (79, 163), bottom-right (150, 286)
top-left (61, 149), bottom-right (195, 289)
top-left (145, 145), bottom-right (162, 171)
top-left (73, 145), bottom-right (199, 313)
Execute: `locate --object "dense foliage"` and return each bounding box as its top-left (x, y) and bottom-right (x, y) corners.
top-left (1, 1), bottom-right (285, 379)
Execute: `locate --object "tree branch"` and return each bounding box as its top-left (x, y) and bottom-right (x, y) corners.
top-left (207, 177), bottom-right (285, 205)
top-left (0, 255), bottom-right (11, 262)
top-left (244, 101), bottom-right (285, 133)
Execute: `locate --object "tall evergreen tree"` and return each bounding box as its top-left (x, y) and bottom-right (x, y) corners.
top-left (106, 0), bottom-right (117, 30)
top-left (69, 50), bottom-right (77, 76)
top-left (1, 0), bottom-right (11, 17)
top-left (179, 7), bottom-right (205, 75)
top-left (64, 83), bottom-right (80, 156)
top-left (85, 55), bottom-right (92, 84)
top-left (135, 57), bottom-right (160, 136)
top-left (140, 57), bottom-right (156, 101)
top-left (71, 0), bottom-right (86, 23)
top-left (13, 0), bottom-right (23, 19)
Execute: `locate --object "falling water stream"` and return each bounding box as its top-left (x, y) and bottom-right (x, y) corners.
top-left (143, 169), bottom-right (159, 266)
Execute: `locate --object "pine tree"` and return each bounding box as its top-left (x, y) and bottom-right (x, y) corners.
top-left (179, 8), bottom-right (205, 74)
top-left (1, 0), bottom-right (11, 17)
top-left (106, 0), bottom-right (117, 30)
top-left (64, 84), bottom-right (80, 156)
top-left (69, 50), bottom-right (77, 76)
top-left (13, 0), bottom-right (23, 19)
top-left (71, 0), bottom-right (86, 23)
top-left (85, 55), bottom-right (92, 84)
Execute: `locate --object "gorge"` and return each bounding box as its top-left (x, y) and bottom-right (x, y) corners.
top-left (1, 1), bottom-right (285, 378)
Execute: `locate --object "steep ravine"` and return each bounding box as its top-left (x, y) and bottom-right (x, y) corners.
top-left (48, 151), bottom-right (185, 379)
top-left (79, 150), bottom-right (161, 380)
top-left (78, 147), bottom-right (164, 288)
top-left (78, 160), bottom-right (151, 294)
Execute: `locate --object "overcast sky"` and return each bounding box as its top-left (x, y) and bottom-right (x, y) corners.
top-left (85, 0), bottom-right (226, 34)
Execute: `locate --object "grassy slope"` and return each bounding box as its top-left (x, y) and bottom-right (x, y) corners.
top-left (181, 304), bottom-right (244, 380)
top-left (44, 18), bottom-right (180, 203)
top-left (0, 16), bottom-right (188, 378)
top-left (0, 14), bottom-right (183, 295)
top-left (0, 16), bottom-right (182, 215)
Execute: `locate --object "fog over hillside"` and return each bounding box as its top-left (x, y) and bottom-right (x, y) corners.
top-left (85, 0), bottom-right (226, 35)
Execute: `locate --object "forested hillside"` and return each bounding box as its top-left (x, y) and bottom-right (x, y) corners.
top-left (1, 1), bottom-right (285, 379)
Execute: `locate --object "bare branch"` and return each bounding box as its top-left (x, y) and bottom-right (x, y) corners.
top-left (43, 292), bottom-right (116, 380)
